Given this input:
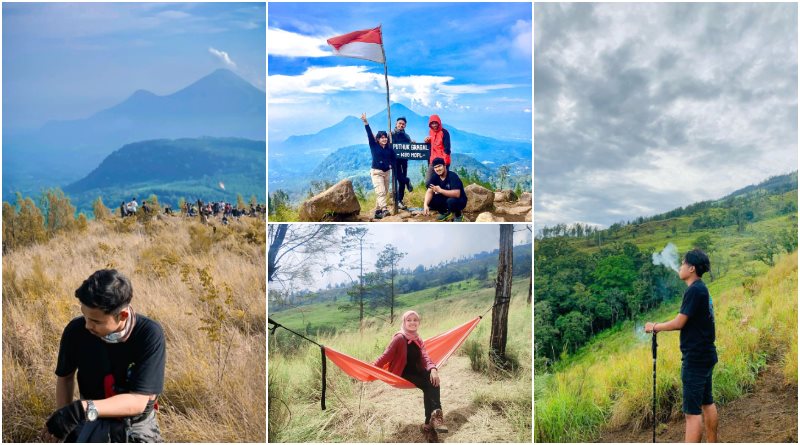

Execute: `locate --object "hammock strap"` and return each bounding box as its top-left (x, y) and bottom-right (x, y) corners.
top-left (268, 318), bottom-right (327, 410)
top-left (480, 297), bottom-right (511, 318)
top-left (268, 317), bottom-right (323, 348)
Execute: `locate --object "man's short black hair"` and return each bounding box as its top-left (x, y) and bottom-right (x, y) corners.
top-left (75, 269), bottom-right (133, 315)
top-left (684, 249), bottom-right (711, 277)
top-left (396, 116), bottom-right (407, 123)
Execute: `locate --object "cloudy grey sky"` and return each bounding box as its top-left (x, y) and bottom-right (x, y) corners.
top-left (534, 3), bottom-right (798, 229)
top-left (276, 224), bottom-right (532, 292)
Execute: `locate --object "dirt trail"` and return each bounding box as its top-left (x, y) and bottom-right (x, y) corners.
top-left (597, 365), bottom-right (798, 443)
top-left (354, 356), bottom-right (517, 443)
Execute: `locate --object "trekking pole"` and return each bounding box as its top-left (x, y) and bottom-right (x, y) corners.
top-left (651, 330), bottom-right (658, 443)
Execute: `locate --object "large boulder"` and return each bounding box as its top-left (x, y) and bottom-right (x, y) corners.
top-left (298, 179), bottom-right (361, 221)
top-left (464, 184), bottom-right (494, 213)
top-left (494, 190), bottom-right (518, 203)
top-left (475, 212), bottom-right (505, 222)
top-left (518, 192), bottom-right (532, 206)
top-left (504, 204), bottom-right (532, 216)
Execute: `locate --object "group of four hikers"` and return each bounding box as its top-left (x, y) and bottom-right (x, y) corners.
top-left (362, 113), bottom-right (467, 221)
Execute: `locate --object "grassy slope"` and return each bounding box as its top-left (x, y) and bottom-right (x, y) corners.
top-left (2, 215), bottom-right (266, 442)
top-left (534, 203), bottom-right (798, 442)
top-left (269, 277), bottom-right (532, 442)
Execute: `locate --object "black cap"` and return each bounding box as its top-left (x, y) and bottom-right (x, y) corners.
top-left (432, 157), bottom-right (446, 167)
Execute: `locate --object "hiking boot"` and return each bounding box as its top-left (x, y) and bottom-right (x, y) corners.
top-left (422, 424), bottom-right (439, 443)
top-left (430, 409), bottom-right (448, 433)
top-left (374, 209), bottom-right (384, 219)
top-left (397, 201), bottom-right (408, 211)
top-left (436, 212), bottom-right (453, 222)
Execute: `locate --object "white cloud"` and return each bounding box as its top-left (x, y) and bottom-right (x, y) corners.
top-left (268, 65), bottom-right (515, 109)
top-left (267, 27), bottom-right (332, 58)
top-left (208, 47), bottom-right (236, 68)
top-left (511, 19), bottom-right (532, 58)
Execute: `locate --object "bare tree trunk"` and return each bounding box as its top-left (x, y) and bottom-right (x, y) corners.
top-left (267, 224), bottom-right (288, 282)
top-left (527, 275), bottom-right (532, 305)
top-left (390, 263), bottom-right (395, 325)
top-left (490, 225), bottom-right (513, 369)
top-left (359, 239), bottom-right (364, 330)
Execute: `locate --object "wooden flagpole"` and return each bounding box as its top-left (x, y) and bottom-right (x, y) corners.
top-left (380, 33), bottom-right (397, 216)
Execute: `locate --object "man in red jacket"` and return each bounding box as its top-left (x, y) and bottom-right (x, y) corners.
top-left (424, 115), bottom-right (451, 184)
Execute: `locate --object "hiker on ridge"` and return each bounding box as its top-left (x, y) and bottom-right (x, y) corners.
top-left (43, 269), bottom-right (166, 442)
top-left (424, 114), bottom-right (451, 184)
top-left (361, 112), bottom-right (396, 219)
top-left (392, 116), bottom-right (414, 210)
top-left (373, 310), bottom-right (448, 443)
top-left (645, 249), bottom-right (718, 443)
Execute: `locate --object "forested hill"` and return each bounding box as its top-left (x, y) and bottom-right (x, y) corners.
top-left (271, 243), bottom-right (532, 311)
top-left (538, 171), bottom-right (797, 240)
top-left (534, 172), bottom-right (798, 369)
top-left (64, 137), bottom-right (265, 214)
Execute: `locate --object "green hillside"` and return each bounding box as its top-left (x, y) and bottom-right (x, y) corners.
top-left (534, 174), bottom-right (798, 441)
top-left (64, 137), bottom-right (266, 215)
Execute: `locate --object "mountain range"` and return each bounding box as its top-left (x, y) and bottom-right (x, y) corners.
top-left (4, 69), bottom-right (265, 196)
top-left (268, 103), bottom-right (532, 199)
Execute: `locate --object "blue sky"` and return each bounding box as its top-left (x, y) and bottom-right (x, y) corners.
top-left (268, 2), bottom-right (532, 142)
top-left (3, 2), bottom-right (266, 132)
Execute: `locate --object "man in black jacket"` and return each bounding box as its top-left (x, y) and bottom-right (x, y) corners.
top-left (392, 116), bottom-right (414, 210)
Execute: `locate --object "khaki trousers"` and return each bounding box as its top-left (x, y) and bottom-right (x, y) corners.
top-left (370, 168), bottom-right (390, 210)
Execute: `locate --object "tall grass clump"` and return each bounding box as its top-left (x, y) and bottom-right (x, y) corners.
top-left (2, 215), bottom-right (266, 442)
top-left (534, 252), bottom-right (797, 442)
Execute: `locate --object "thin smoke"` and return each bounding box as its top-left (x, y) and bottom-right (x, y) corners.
top-left (652, 242), bottom-right (679, 273)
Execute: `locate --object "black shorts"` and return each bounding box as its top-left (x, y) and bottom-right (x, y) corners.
top-left (681, 362), bottom-right (715, 415)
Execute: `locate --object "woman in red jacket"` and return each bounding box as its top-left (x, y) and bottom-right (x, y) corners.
top-left (374, 310), bottom-right (448, 441)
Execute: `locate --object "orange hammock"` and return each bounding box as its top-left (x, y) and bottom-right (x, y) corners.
top-left (323, 317), bottom-right (482, 389)
top-left (268, 314), bottom-right (490, 409)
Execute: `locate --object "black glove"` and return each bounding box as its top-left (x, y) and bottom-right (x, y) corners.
top-left (45, 400), bottom-right (85, 440)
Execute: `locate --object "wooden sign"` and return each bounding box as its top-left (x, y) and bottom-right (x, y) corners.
top-left (394, 143), bottom-right (430, 161)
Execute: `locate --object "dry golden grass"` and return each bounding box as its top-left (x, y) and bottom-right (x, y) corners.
top-left (2, 215), bottom-right (266, 442)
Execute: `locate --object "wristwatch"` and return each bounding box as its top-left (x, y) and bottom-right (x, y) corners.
top-left (86, 400), bottom-right (99, 422)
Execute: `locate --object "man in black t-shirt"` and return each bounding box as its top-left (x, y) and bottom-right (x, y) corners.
top-left (423, 157), bottom-right (467, 222)
top-left (44, 269), bottom-right (165, 442)
top-left (645, 249), bottom-right (717, 443)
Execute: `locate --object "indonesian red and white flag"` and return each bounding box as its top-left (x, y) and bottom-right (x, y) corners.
top-left (326, 26), bottom-right (385, 63)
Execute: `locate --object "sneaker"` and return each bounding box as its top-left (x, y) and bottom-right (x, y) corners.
top-left (453, 215), bottom-right (463, 222)
top-left (422, 424), bottom-right (439, 443)
top-left (374, 209), bottom-right (383, 219)
top-left (430, 409), bottom-right (448, 433)
top-left (397, 201), bottom-right (408, 211)
top-left (436, 212), bottom-right (453, 222)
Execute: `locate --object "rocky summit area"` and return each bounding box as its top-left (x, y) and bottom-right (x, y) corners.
top-left (297, 179), bottom-right (531, 222)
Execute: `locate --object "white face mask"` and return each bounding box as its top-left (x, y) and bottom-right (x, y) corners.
top-left (101, 330), bottom-right (126, 344)
top-left (99, 306), bottom-right (135, 344)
